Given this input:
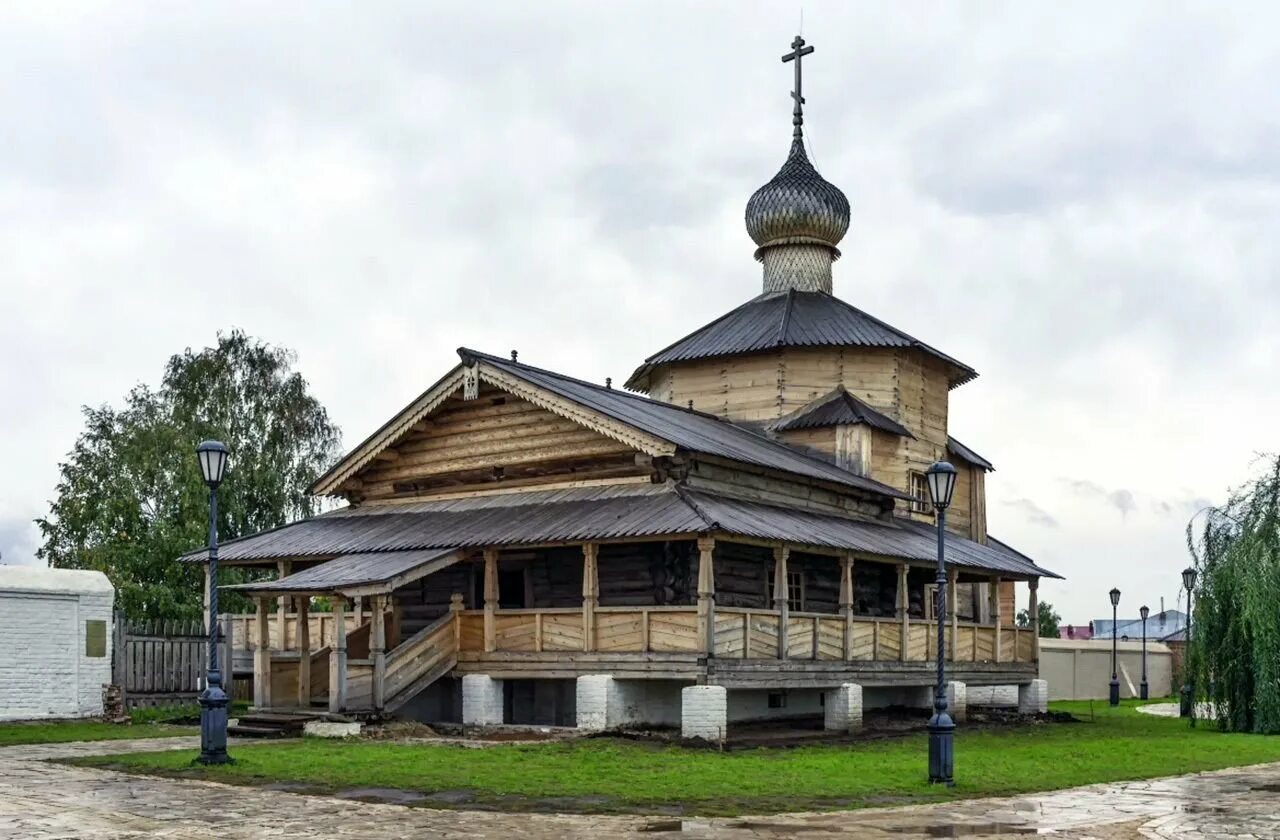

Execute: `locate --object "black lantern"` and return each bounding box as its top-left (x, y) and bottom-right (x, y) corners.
top-left (925, 461), bottom-right (956, 785)
top-left (195, 440), bottom-right (232, 765)
top-left (1181, 566), bottom-right (1197, 722)
top-left (1139, 605), bottom-right (1150, 701)
top-left (1108, 587), bottom-right (1121, 706)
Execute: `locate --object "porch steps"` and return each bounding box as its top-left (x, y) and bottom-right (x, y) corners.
top-left (229, 712), bottom-right (321, 739)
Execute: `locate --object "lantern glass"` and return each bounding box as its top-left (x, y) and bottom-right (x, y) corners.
top-left (1109, 587), bottom-right (1121, 607)
top-left (925, 461), bottom-right (958, 510)
top-left (196, 440), bottom-right (229, 488)
top-left (1182, 566), bottom-right (1197, 592)
top-left (1139, 605), bottom-right (1149, 620)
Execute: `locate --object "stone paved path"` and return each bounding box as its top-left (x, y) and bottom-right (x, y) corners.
top-left (2, 736), bottom-right (1279, 839)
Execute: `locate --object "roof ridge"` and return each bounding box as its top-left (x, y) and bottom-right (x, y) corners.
top-left (815, 293), bottom-right (976, 377)
top-left (775, 288), bottom-right (797, 347)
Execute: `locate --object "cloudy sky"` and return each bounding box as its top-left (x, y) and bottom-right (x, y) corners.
top-left (4, 2), bottom-right (1277, 623)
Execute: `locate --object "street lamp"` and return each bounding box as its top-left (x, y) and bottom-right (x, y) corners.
top-left (1139, 605), bottom-right (1150, 701)
top-left (196, 440), bottom-right (231, 765)
top-left (925, 460), bottom-right (957, 786)
top-left (1108, 587), bottom-right (1121, 707)
top-left (1180, 566), bottom-right (1197, 723)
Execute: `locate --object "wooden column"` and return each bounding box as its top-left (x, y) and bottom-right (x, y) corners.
top-left (329, 597), bottom-right (347, 714)
top-left (1028, 578), bottom-right (1040, 662)
top-left (450, 593), bottom-right (465, 650)
top-left (482, 549), bottom-right (498, 652)
top-left (275, 560), bottom-right (291, 648)
top-left (202, 563), bottom-right (212, 634)
top-left (253, 597), bottom-right (272, 709)
top-left (353, 595), bottom-right (364, 626)
top-left (295, 595), bottom-right (310, 708)
top-left (773, 545), bottom-right (790, 660)
top-left (839, 554), bottom-right (855, 660)
top-left (991, 576), bottom-right (1003, 663)
top-left (582, 543), bottom-right (599, 652)
top-left (696, 537), bottom-right (716, 655)
top-left (898, 563), bottom-right (910, 662)
top-left (371, 594), bottom-right (387, 710)
top-left (220, 613), bottom-right (234, 700)
top-left (948, 568), bottom-right (959, 662)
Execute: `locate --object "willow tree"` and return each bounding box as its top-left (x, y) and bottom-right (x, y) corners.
top-left (1186, 454), bottom-right (1280, 733)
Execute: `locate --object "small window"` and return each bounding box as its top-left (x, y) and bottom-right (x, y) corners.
top-left (910, 472), bottom-right (932, 514)
top-left (767, 691), bottom-right (787, 709)
top-left (767, 570), bottom-right (804, 612)
top-left (85, 620), bottom-right (107, 658)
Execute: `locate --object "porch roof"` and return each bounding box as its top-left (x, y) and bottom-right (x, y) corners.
top-left (227, 547), bottom-right (463, 597)
top-left (183, 483), bottom-right (1060, 580)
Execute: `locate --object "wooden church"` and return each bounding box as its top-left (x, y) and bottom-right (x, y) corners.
top-left (201, 38), bottom-right (1058, 736)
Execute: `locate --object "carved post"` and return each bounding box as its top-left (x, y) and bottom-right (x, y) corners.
top-left (483, 549), bottom-right (498, 652)
top-left (202, 563), bottom-right (212, 634)
top-left (773, 545), bottom-right (790, 660)
top-left (295, 595), bottom-right (310, 708)
top-left (582, 543), bottom-right (599, 652)
top-left (276, 559), bottom-right (291, 649)
top-left (839, 554), bottom-right (855, 660)
top-left (371, 594), bottom-right (387, 710)
top-left (329, 597), bottom-right (348, 714)
top-left (221, 613), bottom-right (234, 701)
top-left (948, 567), bottom-right (959, 662)
top-left (1028, 578), bottom-right (1040, 662)
top-left (450, 592), bottom-right (464, 650)
top-left (991, 576), bottom-right (1003, 663)
top-left (697, 537), bottom-right (716, 655)
top-left (253, 597), bottom-right (271, 709)
top-left (898, 563), bottom-right (910, 663)
top-left (353, 594), bottom-right (364, 626)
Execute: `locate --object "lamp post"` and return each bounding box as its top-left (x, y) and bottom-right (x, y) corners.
top-left (196, 440), bottom-right (231, 765)
top-left (1139, 605), bottom-right (1149, 701)
top-left (1180, 566), bottom-right (1197, 723)
top-left (1108, 587), bottom-right (1121, 707)
top-left (925, 460), bottom-right (958, 786)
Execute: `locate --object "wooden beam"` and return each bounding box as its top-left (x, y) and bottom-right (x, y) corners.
top-left (948, 567), bottom-right (959, 662)
top-left (276, 559), bottom-right (291, 649)
top-left (202, 563), bottom-right (211, 634)
top-left (839, 554), bottom-right (854, 660)
top-left (773, 545), bottom-right (790, 660)
top-left (253, 598), bottom-right (271, 709)
top-left (898, 563), bottom-right (910, 663)
top-left (371, 594), bottom-right (387, 710)
top-left (991, 576), bottom-right (1003, 663)
top-left (483, 549), bottom-right (498, 652)
top-left (329, 597), bottom-right (347, 714)
top-left (221, 613), bottom-right (234, 701)
top-left (582, 543), bottom-right (599, 652)
top-left (295, 595), bottom-right (311, 708)
top-left (1028, 578), bottom-right (1040, 662)
top-left (697, 537), bottom-right (716, 655)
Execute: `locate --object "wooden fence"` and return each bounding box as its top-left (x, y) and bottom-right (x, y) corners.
top-left (112, 614), bottom-right (249, 709)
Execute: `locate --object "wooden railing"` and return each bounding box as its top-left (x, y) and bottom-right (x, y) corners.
top-left (382, 613), bottom-right (458, 709)
top-left (459, 606), bottom-right (1035, 664)
top-left (227, 612), bottom-right (362, 651)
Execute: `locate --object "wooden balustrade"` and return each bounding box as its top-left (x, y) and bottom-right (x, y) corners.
top-left (456, 606), bottom-right (1030, 663)
top-left (228, 611), bottom-right (363, 651)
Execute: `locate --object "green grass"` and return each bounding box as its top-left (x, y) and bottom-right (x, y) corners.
top-left (70, 700), bottom-right (1280, 816)
top-left (0, 720), bottom-right (196, 747)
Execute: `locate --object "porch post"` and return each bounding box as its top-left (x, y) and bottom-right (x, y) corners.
top-left (773, 545), bottom-right (790, 660)
top-left (898, 563), bottom-right (910, 663)
top-left (329, 596), bottom-right (347, 714)
top-left (991, 576), bottom-right (1003, 662)
top-left (948, 567), bottom-right (959, 661)
top-left (371, 594), bottom-right (387, 710)
top-left (839, 554), bottom-right (854, 659)
top-left (253, 597), bottom-right (272, 708)
top-left (697, 537), bottom-right (716, 655)
top-left (353, 595), bottom-right (364, 626)
top-left (201, 563), bottom-right (211, 633)
top-left (582, 543), bottom-right (599, 652)
top-left (483, 549), bottom-right (498, 652)
top-left (1028, 578), bottom-right (1040, 662)
top-left (276, 559), bottom-right (291, 648)
top-left (295, 595), bottom-right (310, 708)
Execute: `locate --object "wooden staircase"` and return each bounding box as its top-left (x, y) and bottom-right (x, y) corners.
top-left (229, 711), bottom-right (323, 738)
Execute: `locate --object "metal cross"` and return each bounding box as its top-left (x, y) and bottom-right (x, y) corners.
top-left (781, 35), bottom-right (815, 139)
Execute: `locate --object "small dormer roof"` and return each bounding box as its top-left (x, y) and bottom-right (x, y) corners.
top-left (770, 387), bottom-right (913, 437)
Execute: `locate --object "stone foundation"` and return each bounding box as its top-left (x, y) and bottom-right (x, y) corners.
top-left (681, 685), bottom-right (727, 741)
top-left (1018, 679), bottom-right (1049, 714)
top-left (461, 674), bottom-right (503, 726)
top-left (946, 681), bottom-right (967, 723)
top-left (823, 683), bottom-right (863, 732)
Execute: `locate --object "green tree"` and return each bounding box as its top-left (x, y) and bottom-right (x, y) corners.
top-left (37, 330), bottom-right (342, 621)
top-left (1017, 600), bottom-right (1061, 638)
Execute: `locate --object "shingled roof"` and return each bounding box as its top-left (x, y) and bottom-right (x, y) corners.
top-left (626, 290), bottom-right (977, 392)
top-left (770, 386), bottom-right (913, 437)
top-left (948, 436), bottom-right (994, 471)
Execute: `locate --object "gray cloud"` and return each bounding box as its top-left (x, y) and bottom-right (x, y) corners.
top-left (1002, 498), bottom-right (1059, 528)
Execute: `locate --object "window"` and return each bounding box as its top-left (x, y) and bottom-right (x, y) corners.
top-left (85, 620), bottom-right (107, 658)
top-left (767, 569), bottom-right (804, 612)
top-left (767, 691), bottom-right (787, 709)
top-left (910, 471), bottom-right (932, 514)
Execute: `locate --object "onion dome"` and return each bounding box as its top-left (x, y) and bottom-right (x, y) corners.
top-left (745, 138), bottom-right (850, 257)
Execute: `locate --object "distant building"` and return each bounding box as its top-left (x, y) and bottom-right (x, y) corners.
top-left (1059, 624), bottom-right (1094, 640)
top-left (1092, 611), bottom-right (1187, 643)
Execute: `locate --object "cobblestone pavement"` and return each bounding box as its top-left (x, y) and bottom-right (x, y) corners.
top-left (2, 736), bottom-right (1279, 839)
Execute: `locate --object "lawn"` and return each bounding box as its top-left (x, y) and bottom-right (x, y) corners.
top-left (0, 720), bottom-right (195, 747)
top-left (71, 700), bottom-right (1280, 816)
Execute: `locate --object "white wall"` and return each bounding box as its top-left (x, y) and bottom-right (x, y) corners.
top-left (727, 687), bottom-right (826, 722)
top-left (1038, 638), bottom-right (1172, 701)
top-left (0, 568), bottom-right (114, 721)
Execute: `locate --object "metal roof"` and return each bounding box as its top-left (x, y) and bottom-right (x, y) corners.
top-left (228, 547), bottom-right (462, 595)
top-left (182, 482), bottom-right (1057, 580)
top-left (770, 387), bottom-right (913, 436)
top-left (626, 290), bottom-right (977, 391)
top-left (948, 436), bottom-right (994, 471)
top-left (466, 349), bottom-right (908, 499)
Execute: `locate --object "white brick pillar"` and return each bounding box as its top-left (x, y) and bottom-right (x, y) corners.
top-left (1018, 679), bottom-right (1048, 714)
top-left (681, 685), bottom-right (727, 741)
top-left (945, 681), bottom-right (967, 723)
top-left (462, 674), bottom-right (504, 726)
top-left (576, 674), bottom-right (614, 731)
top-left (823, 683), bottom-right (863, 732)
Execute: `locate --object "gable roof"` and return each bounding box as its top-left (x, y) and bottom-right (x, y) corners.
top-left (770, 386), bottom-right (913, 437)
top-left (625, 290), bottom-right (977, 391)
top-left (227, 547), bottom-right (463, 596)
top-left (948, 436), bottom-right (994, 471)
top-left (311, 348), bottom-right (910, 500)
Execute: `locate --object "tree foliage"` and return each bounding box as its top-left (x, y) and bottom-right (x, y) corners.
top-left (1186, 454), bottom-right (1280, 733)
top-left (1016, 600), bottom-right (1061, 638)
top-left (37, 331), bottom-right (342, 622)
